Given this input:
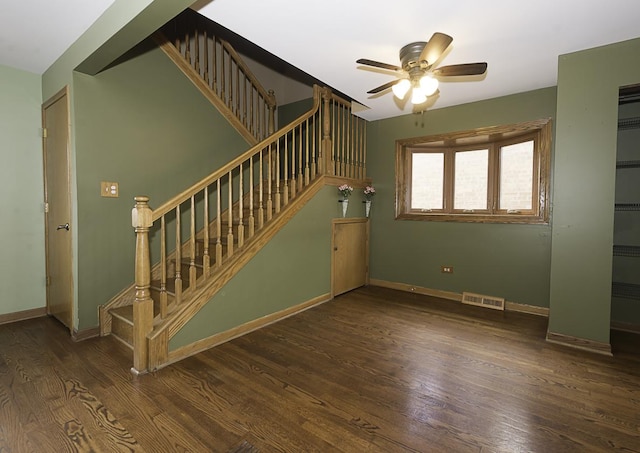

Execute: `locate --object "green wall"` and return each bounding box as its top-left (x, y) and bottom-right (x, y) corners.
top-left (366, 87), bottom-right (557, 309)
top-left (278, 97), bottom-right (315, 128)
top-left (550, 37), bottom-right (640, 343)
top-left (170, 184), bottom-right (369, 350)
top-left (0, 65), bottom-right (45, 316)
top-left (73, 42), bottom-right (247, 328)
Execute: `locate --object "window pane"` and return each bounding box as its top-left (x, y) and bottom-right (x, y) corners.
top-left (500, 141), bottom-right (534, 210)
top-left (411, 153), bottom-right (444, 209)
top-left (454, 149), bottom-right (488, 210)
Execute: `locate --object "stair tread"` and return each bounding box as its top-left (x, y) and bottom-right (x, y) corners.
top-left (110, 305), bottom-right (133, 322)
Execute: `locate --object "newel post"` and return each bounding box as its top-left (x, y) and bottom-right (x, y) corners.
top-left (320, 87), bottom-right (333, 175)
top-left (131, 196), bottom-right (153, 374)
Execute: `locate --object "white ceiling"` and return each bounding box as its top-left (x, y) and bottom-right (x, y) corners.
top-left (3, 0), bottom-right (640, 121)
top-left (196, 0), bottom-right (640, 120)
top-left (0, 0), bottom-right (114, 74)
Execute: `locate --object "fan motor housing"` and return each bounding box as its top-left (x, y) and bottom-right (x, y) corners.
top-left (400, 41), bottom-right (427, 70)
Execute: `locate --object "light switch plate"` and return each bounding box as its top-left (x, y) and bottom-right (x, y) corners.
top-left (101, 181), bottom-right (119, 198)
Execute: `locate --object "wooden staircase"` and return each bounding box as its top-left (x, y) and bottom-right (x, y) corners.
top-left (98, 11), bottom-right (369, 374)
top-left (105, 180), bottom-right (296, 349)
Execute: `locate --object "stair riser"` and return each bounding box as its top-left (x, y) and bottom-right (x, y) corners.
top-left (112, 316), bottom-right (133, 346)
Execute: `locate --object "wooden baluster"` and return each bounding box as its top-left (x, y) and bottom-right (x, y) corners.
top-left (248, 157), bottom-right (255, 237)
top-left (132, 196), bottom-right (153, 374)
top-left (221, 46), bottom-right (226, 104)
top-left (348, 107), bottom-right (353, 178)
top-left (160, 215), bottom-right (167, 318)
top-left (275, 140), bottom-right (281, 213)
top-left (234, 62), bottom-right (239, 116)
top-left (237, 164), bottom-right (244, 248)
top-left (290, 128), bottom-right (296, 199)
top-left (304, 118), bottom-right (310, 185)
top-left (362, 118), bottom-right (367, 180)
top-left (267, 145), bottom-right (273, 221)
top-left (334, 101), bottom-right (348, 176)
top-left (351, 114), bottom-right (360, 179)
top-left (268, 90), bottom-right (276, 135)
top-left (189, 196), bottom-right (197, 289)
top-left (253, 83), bottom-right (257, 136)
top-left (311, 114), bottom-right (317, 178)
top-left (227, 171), bottom-right (234, 257)
top-left (242, 74), bottom-right (247, 128)
top-left (332, 100), bottom-right (337, 176)
top-left (321, 87), bottom-right (332, 175)
top-left (283, 134), bottom-right (289, 206)
top-left (215, 179), bottom-right (222, 267)
top-left (194, 26), bottom-right (200, 74)
top-left (212, 37), bottom-right (218, 93)
top-left (175, 21), bottom-right (180, 53)
top-left (184, 28), bottom-right (190, 65)
top-left (203, 29), bottom-right (209, 86)
top-left (174, 204), bottom-right (182, 304)
top-left (258, 149), bottom-right (265, 228)
top-left (357, 115), bottom-right (362, 179)
top-left (248, 76), bottom-right (252, 134)
top-left (227, 50), bottom-right (233, 109)
top-left (298, 123), bottom-right (304, 192)
top-left (203, 189), bottom-right (210, 277)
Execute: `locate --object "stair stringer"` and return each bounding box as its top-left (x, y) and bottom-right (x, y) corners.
top-left (146, 175), bottom-right (327, 371)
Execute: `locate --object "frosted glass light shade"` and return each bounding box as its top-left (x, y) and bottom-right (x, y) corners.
top-left (419, 75), bottom-right (439, 96)
top-left (411, 87), bottom-right (427, 104)
top-left (392, 79), bottom-right (411, 99)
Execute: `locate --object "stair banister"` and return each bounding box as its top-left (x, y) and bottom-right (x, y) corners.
top-left (127, 85), bottom-right (369, 372)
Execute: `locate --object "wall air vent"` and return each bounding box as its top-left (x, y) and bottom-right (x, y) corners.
top-left (462, 292), bottom-right (505, 311)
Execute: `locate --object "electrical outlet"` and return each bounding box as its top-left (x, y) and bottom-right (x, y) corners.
top-left (101, 181), bottom-right (119, 198)
top-left (441, 266), bottom-right (454, 274)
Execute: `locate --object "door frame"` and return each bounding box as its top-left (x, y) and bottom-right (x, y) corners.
top-left (42, 86), bottom-right (74, 333)
top-left (331, 217), bottom-right (370, 297)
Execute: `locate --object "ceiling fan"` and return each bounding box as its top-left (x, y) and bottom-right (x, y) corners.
top-left (356, 32), bottom-right (487, 105)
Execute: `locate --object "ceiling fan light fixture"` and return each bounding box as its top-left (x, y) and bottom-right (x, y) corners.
top-left (419, 74), bottom-right (439, 96)
top-left (392, 79), bottom-right (411, 99)
top-left (410, 87), bottom-right (427, 105)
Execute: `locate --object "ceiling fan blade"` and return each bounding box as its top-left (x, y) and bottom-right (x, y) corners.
top-left (357, 58), bottom-right (402, 72)
top-left (433, 62), bottom-right (488, 77)
top-left (419, 32), bottom-right (453, 65)
top-left (367, 79), bottom-right (400, 94)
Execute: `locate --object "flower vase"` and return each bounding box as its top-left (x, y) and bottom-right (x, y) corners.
top-left (341, 199), bottom-right (349, 217)
top-left (365, 200), bottom-right (371, 217)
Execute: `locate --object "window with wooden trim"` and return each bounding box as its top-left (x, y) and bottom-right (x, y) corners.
top-left (396, 119), bottom-right (552, 223)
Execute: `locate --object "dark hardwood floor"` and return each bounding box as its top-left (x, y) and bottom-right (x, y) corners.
top-left (1, 286), bottom-right (639, 452)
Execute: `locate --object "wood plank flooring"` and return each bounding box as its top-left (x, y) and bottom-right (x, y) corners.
top-left (1, 286), bottom-right (639, 452)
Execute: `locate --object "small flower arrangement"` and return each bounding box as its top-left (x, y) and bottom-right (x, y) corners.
top-left (338, 184), bottom-right (353, 199)
top-left (364, 185), bottom-right (376, 201)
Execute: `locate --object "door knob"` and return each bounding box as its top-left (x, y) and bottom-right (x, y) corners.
top-left (57, 223), bottom-right (69, 231)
